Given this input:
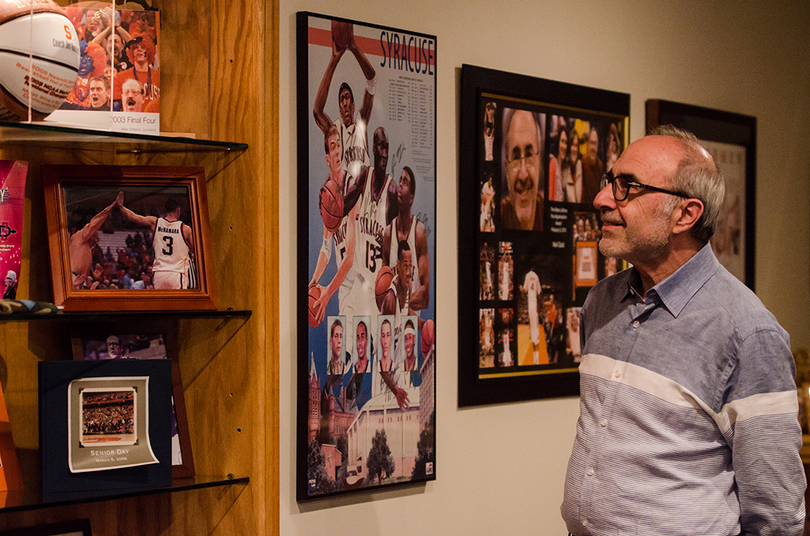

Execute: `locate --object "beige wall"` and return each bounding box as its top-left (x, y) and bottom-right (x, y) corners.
top-left (278, 2), bottom-right (810, 534)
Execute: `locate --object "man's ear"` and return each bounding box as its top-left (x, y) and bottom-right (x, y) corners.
top-left (672, 198), bottom-right (705, 235)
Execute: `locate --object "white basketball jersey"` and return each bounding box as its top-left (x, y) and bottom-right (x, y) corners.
top-left (354, 167), bottom-right (391, 289)
top-left (388, 215), bottom-right (421, 303)
top-left (153, 218), bottom-right (189, 273)
top-left (335, 114), bottom-right (369, 181)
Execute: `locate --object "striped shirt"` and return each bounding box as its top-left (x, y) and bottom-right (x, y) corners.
top-left (562, 244), bottom-right (806, 535)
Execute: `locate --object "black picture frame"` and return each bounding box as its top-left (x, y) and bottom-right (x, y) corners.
top-left (296, 12), bottom-right (437, 500)
top-left (38, 359), bottom-right (172, 501)
top-left (646, 99), bottom-right (756, 289)
top-left (0, 519), bottom-right (92, 536)
top-left (458, 64), bottom-right (630, 407)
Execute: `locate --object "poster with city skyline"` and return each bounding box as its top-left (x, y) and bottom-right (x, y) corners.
top-left (296, 12), bottom-right (437, 500)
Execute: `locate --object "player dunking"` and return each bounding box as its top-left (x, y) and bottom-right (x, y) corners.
top-left (118, 195), bottom-right (196, 289)
top-left (308, 126), bottom-right (359, 326)
top-left (313, 22), bottom-right (377, 181)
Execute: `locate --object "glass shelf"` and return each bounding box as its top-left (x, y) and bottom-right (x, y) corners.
top-left (0, 121), bottom-right (248, 154)
top-left (0, 475), bottom-right (250, 514)
top-left (0, 309), bottom-right (252, 323)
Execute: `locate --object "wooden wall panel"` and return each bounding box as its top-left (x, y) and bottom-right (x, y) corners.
top-left (0, 0), bottom-right (279, 533)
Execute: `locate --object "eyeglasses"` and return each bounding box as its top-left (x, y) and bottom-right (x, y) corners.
top-left (506, 151), bottom-right (539, 173)
top-left (600, 171), bottom-right (691, 202)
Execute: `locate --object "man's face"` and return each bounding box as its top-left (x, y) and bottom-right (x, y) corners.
top-left (122, 80), bottom-right (144, 112)
top-left (356, 324), bottom-right (367, 360)
top-left (505, 111), bottom-right (540, 227)
top-left (132, 42), bottom-right (148, 65)
top-left (326, 132), bottom-right (341, 175)
top-left (397, 170), bottom-right (413, 211)
top-left (373, 130), bottom-right (389, 174)
top-left (4, 276), bottom-right (13, 288)
top-left (109, 34), bottom-right (124, 58)
top-left (330, 324), bottom-right (343, 361)
top-left (594, 136), bottom-right (682, 265)
top-left (338, 88), bottom-right (354, 127)
top-left (380, 323), bottom-right (391, 357)
top-left (588, 130), bottom-right (599, 163)
top-left (89, 80), bottom-right (107, 108)
top-left (404, 331), bottom-right (415, 361)
top-left (397, 249), bottom-right (413, 293)
top-left (107, 337), bottom-right (123, 359)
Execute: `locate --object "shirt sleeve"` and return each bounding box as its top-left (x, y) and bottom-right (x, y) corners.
top-left (724, 327), bottom-right (806, 534)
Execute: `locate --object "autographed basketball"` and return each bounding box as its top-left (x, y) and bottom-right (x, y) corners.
top-left (375, 266), bottom-right (395, 313)
top-left (319, 178), bottom-right (343, 233)
top-left (0, 0), bottom-right (81, 121)
top-left (307, 285), bottom-right (322, 327)
top-left (421, 319), bottom-right (435, 355)
top-left (331, 20), bottom-right (353, 51)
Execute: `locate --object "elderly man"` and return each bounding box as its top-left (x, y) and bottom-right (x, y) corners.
top-left (561, 125), bottom-right (805, 534)
top-left (500, 109), bottom-right (543, 230)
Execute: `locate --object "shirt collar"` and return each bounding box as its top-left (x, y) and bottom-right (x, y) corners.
top-left (624, 243), bottom-right (721, 317)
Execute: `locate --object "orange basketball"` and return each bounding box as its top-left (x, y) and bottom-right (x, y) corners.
top-left (331, 20), bottom-right (353, 51)
top-left (319, 178), bottom-right (343, 233)
top-left (375, 266), bottom-right (395, 311)
top-left (421, 319), bottom-right (435, 354)
top-left (308, 285), bottom-right (322, 327)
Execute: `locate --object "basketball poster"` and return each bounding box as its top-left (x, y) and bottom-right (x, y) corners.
top-left (296, 13), bottom-right (436, 500)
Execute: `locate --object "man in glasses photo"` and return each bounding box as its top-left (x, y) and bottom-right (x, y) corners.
top-left (500, 109), bottom-right (544, 231)
top-left (561, 125), bottom-right (804, 534)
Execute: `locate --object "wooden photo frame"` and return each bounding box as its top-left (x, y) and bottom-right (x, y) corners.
top-left (42, 166), bottom-right (216, 311)
top-left (0, 519), bottom-right (92, 536)
top-left (646, 99), bottom-right (756, 289)
top-left (70, 329), bottom-right (195, 478)
top-left (458, 64), bottom-right (630, 406)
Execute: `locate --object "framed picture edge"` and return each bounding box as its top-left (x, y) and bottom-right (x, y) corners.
top-left (41, 165), bottom-right (217, 311)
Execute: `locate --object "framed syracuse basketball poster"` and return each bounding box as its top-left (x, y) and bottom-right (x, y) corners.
top-left (296, 12), bottom-right (436, 500)
top-left (458, 65), bottom-right (630, 407)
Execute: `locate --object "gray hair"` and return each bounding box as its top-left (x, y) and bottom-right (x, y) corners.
top-left (651, 124), bottom-right (725, 243)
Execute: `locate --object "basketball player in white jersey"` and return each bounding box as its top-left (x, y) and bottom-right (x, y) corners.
top-left (342, 127), bottom-right (398, 307)
top-left (381, 166), bottom-right (430, 313)
top-left (308, 125), bottom-right (359, 327)
top-left (521, 269), bottom-right (543, 364)
top-left (313, 25), bottom-right (377, 181)
top-left (118, 195), bottom-right (195, 290)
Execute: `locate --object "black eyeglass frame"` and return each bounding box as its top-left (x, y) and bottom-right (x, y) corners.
top-left (600, 171), bottom-right (691, 202)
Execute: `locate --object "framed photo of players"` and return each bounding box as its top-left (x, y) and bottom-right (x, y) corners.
top-left (646, 99), bottom-right (756, 289)
top-left (70, 329), bottom-right (195, 478)
top-left (296, 12), bottom-right (437, 500)
top-left (42, 165), bottom-right (217, 312)
top-left (458, 64), bottom-right (630, 407)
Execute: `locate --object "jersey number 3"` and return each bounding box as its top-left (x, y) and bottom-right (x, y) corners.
top-left (162, 235), bottom-right (174, 256)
